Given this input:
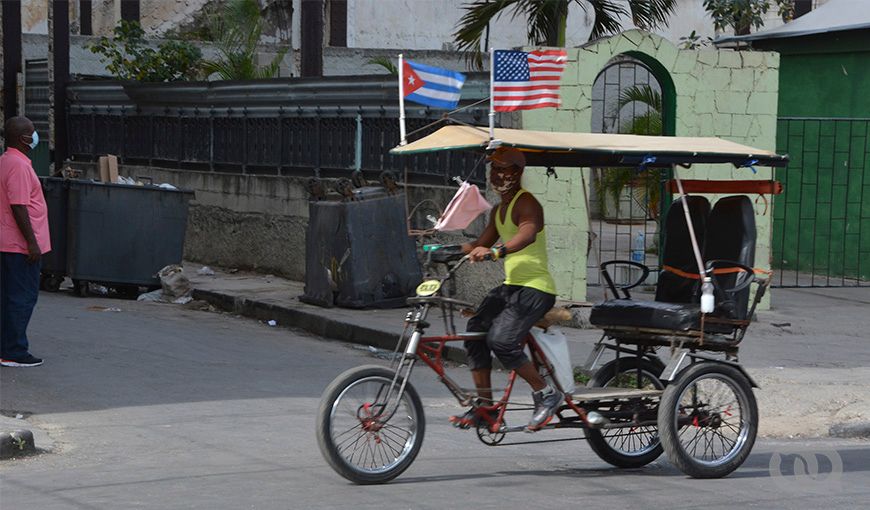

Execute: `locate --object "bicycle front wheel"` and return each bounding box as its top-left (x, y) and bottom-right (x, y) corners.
top-left (316, 365), bottom-right (425, 484)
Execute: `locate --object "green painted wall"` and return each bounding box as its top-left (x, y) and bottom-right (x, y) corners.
top-left (514, 30), bottom-right (780, 304)
top-left (760, 31), bottom-right (870, 283)
top-left (778, 53), bottom-right (870, 118)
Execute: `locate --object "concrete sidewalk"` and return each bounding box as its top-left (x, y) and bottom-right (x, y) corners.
top-left (187, 263), bottom-right (870, 439)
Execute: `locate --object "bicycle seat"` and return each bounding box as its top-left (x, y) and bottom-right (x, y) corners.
top-left (535, 307), bottom-right (571, 330)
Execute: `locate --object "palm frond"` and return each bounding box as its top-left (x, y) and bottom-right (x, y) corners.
top-left (366, 57), bottom-right (398, 75)
top-left (453, 0), bottom-right (523, 70)
top-left (626, 0), bottom-right (678, 31)
top-left (617, 84), bottom-right (663, 113)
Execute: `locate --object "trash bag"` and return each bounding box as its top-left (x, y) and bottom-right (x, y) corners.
top-left (157, 264), bottom-right (191, 299)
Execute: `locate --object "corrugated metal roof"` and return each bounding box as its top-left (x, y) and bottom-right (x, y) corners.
top-left (715, 0), bottom-right (870, 43)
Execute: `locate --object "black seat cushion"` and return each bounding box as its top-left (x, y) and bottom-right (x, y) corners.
top-left (655, 196), bottom-right (711, 304)
top-left (591, 299), bottom-right (700, 331)
top-left (703, 195), bottom-right (756, 321)
top-left (589, 299), bottom-right (735, 334)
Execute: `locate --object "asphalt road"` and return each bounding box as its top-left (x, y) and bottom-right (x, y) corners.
top-left (1, 293), bottom-right (868, 509)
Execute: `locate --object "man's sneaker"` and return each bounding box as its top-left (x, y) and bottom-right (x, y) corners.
top-left (449, 408), bottom-right (499, 430)
top-left (0, 355), bottom-right (43, 367)
top-left (527, 386), bottom-right (563, 431)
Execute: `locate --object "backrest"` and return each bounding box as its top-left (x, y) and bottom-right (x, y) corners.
top-left (703, 195), bottom-right (756, 320)
top-left (655, 196), bottom-right (711, 304)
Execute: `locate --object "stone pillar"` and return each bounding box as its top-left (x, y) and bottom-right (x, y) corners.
top-left (1, 0), bottom-right (23, 130)
top-left (300, 0), bottom-right (324, 77)
top-left (120, 0), bottom-right (139, 22)
top-left (48, 0), bottom-right (70, 170)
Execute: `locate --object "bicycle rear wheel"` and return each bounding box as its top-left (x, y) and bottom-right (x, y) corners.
top-left (316, 365), bottom-right (425, 484)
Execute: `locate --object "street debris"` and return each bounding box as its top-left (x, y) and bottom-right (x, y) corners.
top-left (87, 306), bottom-right (122, 312)
top-left (267, 320), bottom-right (277, 327)
top-left (137, 265), bottom-right (193, 304)
top-left (771, 322), bottom-right (791, 328)
top-left (352, 344), bottom-right (402, 361)
top-left (90, 285), bottom-right (110, 296)
top-left (197, 266), bottom-right (216, 276)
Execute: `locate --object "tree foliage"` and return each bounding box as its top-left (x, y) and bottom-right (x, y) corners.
top-left (201, 0), bottom-right (287, 80)
top-left (89, 21), bottom-right (203, 82)
top-left (702, 0), bottom-right (795, 35)
top-left (596, 84), bottom-right (666, 218)
top-left (453, 0), bottom-right (678, 69)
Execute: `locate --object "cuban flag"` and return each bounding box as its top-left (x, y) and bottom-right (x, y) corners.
top-left (402, 60), bottom-right (466, 109)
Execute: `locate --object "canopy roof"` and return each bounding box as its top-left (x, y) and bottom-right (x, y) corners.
top-left (716, 0), bottom-right (870, 43)
top-left (390, 125), bottom-right (788, 168)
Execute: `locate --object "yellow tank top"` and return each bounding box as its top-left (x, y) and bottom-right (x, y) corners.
top-left (495, 189), bottom-right (557, 296)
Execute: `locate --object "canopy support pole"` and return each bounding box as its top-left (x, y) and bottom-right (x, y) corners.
top-left (398, 53), bottom-right (407, 146)
top-left (487, 46), bottom-right (496, 149)
top-left (672, 165), bottom-right (707, 278)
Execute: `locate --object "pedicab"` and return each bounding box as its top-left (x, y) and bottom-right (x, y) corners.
top-left (315, 124), bottom-right (789, 484)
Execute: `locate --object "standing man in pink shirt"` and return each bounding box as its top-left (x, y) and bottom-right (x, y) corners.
top-left (1, 116), bottom-right (50, 367)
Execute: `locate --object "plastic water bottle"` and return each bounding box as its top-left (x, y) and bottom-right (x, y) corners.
top-left (701, 276), bottom-right (715, 313)
top-left (631, 231), bottom-right (645, 263)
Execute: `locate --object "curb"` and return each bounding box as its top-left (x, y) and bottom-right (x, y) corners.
top-left (829, 421), bottom-right (870, 439)
top-left (193, 289), bottom-right (469, 364)
top-left (0, 429), bottom-right (36, 459)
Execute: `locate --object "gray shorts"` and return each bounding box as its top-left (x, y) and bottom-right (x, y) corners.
top-left (464, 284), bottom-right (556, 370)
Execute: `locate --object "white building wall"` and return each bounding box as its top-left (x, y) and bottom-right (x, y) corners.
top-left (343, 0), bottom-right (832, 50)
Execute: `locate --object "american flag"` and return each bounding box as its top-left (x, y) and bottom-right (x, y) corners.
top-left (492, 49), bottom-right (567, 112)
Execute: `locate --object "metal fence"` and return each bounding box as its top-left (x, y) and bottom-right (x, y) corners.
top-left (66, 75), bottom-right (496, 185)
top-left (587, 56), bottom-right (666, 289)
top-left (773, 117), bottom-right (870, 287)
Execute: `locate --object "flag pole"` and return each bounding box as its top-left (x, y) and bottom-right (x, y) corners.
top-left (398, 53), bottom-right (407, 146)
top-left (488, 47), bottom-right (495, 145)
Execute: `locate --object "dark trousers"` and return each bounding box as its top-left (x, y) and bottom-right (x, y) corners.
top-left (465, 285), bottom-right (556, 370)
top-left (1, 252), bottom-right (41, 360)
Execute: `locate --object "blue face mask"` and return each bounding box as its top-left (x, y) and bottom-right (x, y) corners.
top-left (28, 131), bottom-right (39, 149)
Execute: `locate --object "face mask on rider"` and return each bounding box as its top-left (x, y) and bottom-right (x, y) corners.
top-left (491, 168), bottom-right (520, 194)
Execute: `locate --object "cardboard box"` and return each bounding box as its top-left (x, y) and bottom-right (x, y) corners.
top-left (98, 155), bottom-right (119, 183)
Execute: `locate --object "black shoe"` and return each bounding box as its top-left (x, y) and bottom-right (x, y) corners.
top-left (527, 386), bottom-right (563, 430)
top-left (0, 354), bottom-right (43, 367)
top-left (449, 408), bottom-right (499, 430)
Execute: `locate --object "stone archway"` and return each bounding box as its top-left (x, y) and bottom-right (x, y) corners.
top-left (588, 53), bottom-right (670, 288)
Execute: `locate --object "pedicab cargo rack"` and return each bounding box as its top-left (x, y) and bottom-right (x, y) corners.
top-left (316, 124), bottom-right (789, 484)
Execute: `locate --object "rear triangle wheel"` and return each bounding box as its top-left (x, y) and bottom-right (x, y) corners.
top-left (585, 357), bottom-right (665, 468)
top-left (658, 362), bottom-right (758, 478)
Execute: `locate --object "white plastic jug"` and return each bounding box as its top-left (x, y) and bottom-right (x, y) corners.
top-left (528, 327), bottom-right (575, 394)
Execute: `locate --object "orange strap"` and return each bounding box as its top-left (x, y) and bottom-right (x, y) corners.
top-left (665, 179), bottom-right (783, 195)
top-left (662, 265), bottom-right (772, 280)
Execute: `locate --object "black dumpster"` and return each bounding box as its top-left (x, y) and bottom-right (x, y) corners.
top-left (39, 177), bottom-right (69, 291)
top-left (302, 187), bottom-right (422, 308)
top-left (65, 180), bottom-right (194, 294)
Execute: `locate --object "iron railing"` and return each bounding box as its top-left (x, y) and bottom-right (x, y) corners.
top-left (773, 117), bottom-right (870, 287)
top-left (66, 75), bottom-right (496, 185)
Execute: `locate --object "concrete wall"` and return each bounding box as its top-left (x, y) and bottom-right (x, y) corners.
top-left (518, 30), bottom-right (780, 304)
top-left (73, 163), bottom-right (504, 303)
top-left (21, 33), bottom-right (298, 78)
